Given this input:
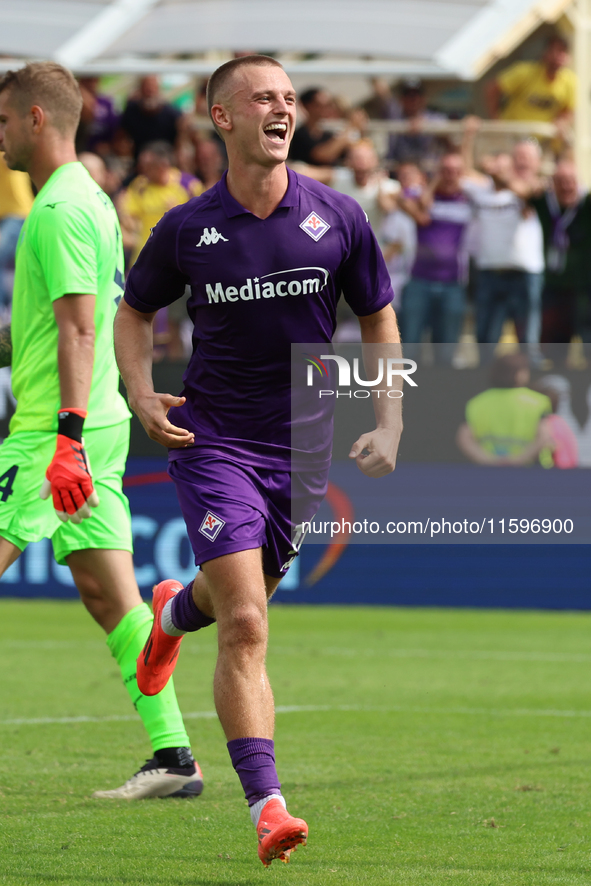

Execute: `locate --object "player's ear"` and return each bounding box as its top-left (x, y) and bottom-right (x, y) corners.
top-left (30, 104), bottom-right (45, 134)
top-left (211, 103), bottom-right (232, 133)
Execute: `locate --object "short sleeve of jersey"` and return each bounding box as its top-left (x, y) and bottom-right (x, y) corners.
top-left (124, 209), bottom-right (188, 312)
top-left (33, 202), bottom-right (98, 302)
top-left (339, 199), bottom-right (394, 316)
top-left (497, 62), bottom-right (532, 96)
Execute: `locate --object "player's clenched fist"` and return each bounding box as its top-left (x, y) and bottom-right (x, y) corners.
top-left (349, 427), bottom-right (402, 478)
top-left (39, 408), bottom-right (100, 523)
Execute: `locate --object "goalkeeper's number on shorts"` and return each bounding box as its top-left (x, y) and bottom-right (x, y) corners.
top-left (39, 408), bottom-right (100, 524)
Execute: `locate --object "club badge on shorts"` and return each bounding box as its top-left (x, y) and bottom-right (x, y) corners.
top-left (199, 511), bottom-right (225, 542)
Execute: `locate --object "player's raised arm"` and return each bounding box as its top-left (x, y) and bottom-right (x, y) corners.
top-left (114, 298), bottom-right (194, 448)
top-left (349, 304), bottom-right (403, 478)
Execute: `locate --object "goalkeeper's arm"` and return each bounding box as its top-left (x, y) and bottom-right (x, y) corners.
top-left (39, 294), bottom-right (100, 523)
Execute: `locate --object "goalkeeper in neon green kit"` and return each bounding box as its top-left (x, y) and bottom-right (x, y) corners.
top-left (0, 62), bottom-right (202, 798)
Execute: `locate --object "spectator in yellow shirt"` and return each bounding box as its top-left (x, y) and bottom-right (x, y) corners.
top-left (0, 155), bottom-right (33, 316)
top-left (485, 35), bottom-right (576, 128)
top-left (118, 140), bottom-right (202, 266)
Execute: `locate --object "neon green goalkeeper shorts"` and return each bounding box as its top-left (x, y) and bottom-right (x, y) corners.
top-left (0, 421), bottom-right (133, 565)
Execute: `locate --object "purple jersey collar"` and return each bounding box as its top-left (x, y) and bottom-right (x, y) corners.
top-left (217, 167), bottom-right (299, 217)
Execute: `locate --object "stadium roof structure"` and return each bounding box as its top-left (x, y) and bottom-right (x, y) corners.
top-left (0, 0), bottom-right (573, 78)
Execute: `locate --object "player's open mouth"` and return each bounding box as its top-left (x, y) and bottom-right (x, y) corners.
top-left (263, 123), bottom-right (288, 143)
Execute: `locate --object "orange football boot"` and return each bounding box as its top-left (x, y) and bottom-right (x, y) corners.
top-left (256, 798), bottom-right (308, 867)
top-left (137, 579), bottom-right (184, 696)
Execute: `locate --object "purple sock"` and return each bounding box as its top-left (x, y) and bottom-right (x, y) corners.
top-left (227, 737), bottom-right (281, 806)
top-left (170, 581), bottom-right (216, 633)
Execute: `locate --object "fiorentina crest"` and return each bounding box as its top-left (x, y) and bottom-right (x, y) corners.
top-left (199, 511), bottom-right (226, 541)
top-left (299, 211), bottom-right (331, 242)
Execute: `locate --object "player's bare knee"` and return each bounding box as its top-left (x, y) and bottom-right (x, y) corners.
top-left (218, 604), bottom-right (268, 654)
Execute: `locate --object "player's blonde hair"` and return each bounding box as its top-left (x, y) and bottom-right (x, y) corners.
top-left (0, 62), bottom-right (83, 137)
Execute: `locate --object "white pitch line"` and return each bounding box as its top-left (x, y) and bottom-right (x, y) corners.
top-left (3, 703), bottom-right (591, 727)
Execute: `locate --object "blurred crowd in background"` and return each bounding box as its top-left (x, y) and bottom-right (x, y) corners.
top-left (1, 33), bottom-right (589, 367)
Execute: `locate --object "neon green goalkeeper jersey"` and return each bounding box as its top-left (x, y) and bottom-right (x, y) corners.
top-left (10, 162), bottom-right (130, 434)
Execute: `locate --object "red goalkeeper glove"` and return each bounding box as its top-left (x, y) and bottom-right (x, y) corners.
top-left (39, 408), bottom-right (100, 524)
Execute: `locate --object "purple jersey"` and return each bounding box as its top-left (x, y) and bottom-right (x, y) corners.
top-left (411, 191), bottom-right (472, 283)
top-left (87, 95), bottom-right (120, 150)
top-left (124, 169), bottom-right (393, 469)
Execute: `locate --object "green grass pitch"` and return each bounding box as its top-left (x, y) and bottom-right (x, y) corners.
top-left (0, 600), bottom-right (590, 885)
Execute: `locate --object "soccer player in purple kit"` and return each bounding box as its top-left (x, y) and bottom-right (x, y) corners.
top-left (114, 55), bottom-right (402, 866)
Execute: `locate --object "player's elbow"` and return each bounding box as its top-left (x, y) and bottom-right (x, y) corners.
top-left (60, 322), bottom-right (95, 348)
top-left (79, 326), bottom-right (96, 348)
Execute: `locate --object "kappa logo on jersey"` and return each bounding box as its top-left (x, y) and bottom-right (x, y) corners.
top-left (196, 227), bottom-right (229, 247)
top-left (299, 211), bottom-right (331, 242)
top-left (199, 511), bottom-right (225, 542)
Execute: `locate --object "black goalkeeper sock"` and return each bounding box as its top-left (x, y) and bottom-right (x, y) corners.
top-left (154, 746), bottom-right (195, 770)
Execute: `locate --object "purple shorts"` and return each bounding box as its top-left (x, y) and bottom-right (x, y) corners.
top-left (168, 452), bottom-right (328, 578)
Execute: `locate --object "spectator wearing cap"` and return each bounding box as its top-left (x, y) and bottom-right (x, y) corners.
top-left (120, 76), bottom-right (183, 160)
top-left (387, 79), bottom-right (449, 170)
top-left (289, 88), bottom-right (367, 167)
top-left (486, 35), bottom-right (576, 135)
top-left (399, 151), bottom-right (472, 361)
